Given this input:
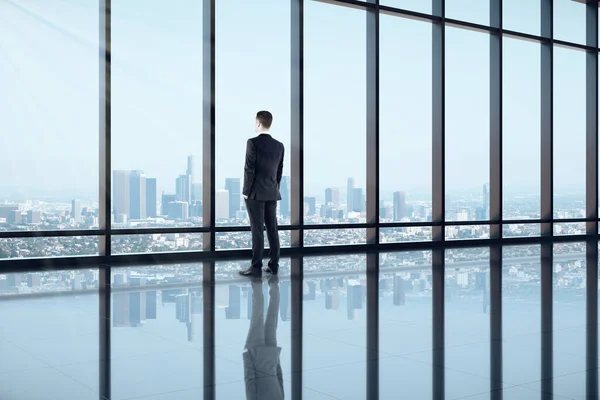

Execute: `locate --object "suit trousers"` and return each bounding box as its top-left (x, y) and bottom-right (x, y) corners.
top-left (245, 199), bottom-right (280, 268)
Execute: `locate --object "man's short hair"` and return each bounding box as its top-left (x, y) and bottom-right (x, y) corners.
top-left (256, 111), bottom-right (273, 129)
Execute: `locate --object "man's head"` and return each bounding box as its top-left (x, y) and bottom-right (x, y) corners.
top-left (255, 110), bottom-right (273, 133)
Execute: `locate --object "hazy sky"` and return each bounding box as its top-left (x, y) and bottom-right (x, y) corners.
top-left (0, 0), bottom-right (591, 202)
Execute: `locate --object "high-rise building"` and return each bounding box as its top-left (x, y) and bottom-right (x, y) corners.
top-left (113, 170), bottom-right (132, 218)
top-left (176, 174), bottom-right (192, 205)
top-left (280, 176), bottom-right (290, 218)
top-left (393, 191), bottom-right (406, 221)
top-left (161, 194), bottom-right (177, 216)
top-left (146, 178), bottom-right (157, 218)
top-left (27, 210), bottom-right (42, 224)
top-left (325, 290), bottom-right (340, 310)
top-left (27, 273), bottom-right (41, 287)
top-left (225, 178), bottom-right (241, 219)
top-left (347, 178), bottom-right (355, 212)
top-left (6, 274), bottom-right (21, 288)
top-left (325, 187), bottom-right (340, 207)
top-left (0, 205), bottom-right (19, 220)
top-left (226, 285), bottom-right (241, 319)
top-left (168, 201), bottom-right (189, 220)
top-left (352, 188), bottom-right (363, 212)
top-left (304, 281), bottom-right (317, 301)
top-left (8, 210), bottom-right (21, 224)
top-left (192, 183), bottom-right (202, 204)
top-left (187, 155), bottom-right (195, 183)
top-left (280, 280), bottom-right (291, 321)
top-left (483, 183), bottom-right (489, 218)
top-left (129, 277), bottom-right (147, 327)
top-left (71, 199), bottom-right (81, 221)
top-left (393, 276), bottom-right (406, 306)
top-left (129, 171), bottom-right (146, 220)
top-left (304, 196), bottom-right (316, 216)
top-left (216, 189), bottom-right (229, 220)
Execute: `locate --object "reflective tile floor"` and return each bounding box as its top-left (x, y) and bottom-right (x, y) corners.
top-left (0, 242), bottom-right (599, 399)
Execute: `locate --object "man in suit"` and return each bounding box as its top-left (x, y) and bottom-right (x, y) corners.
top-left (243, 276), bottom-right (284, 400)
top-left (239, 111), bottom-right (285, 277)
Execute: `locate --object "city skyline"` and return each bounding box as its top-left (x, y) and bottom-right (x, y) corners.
top-left (0, 0), bottom-right (591, 201)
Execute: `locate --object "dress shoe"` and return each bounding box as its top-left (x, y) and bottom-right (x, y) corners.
top-left (238, 267), bottom-right (262, 277)
top-left (263, 262), bottom-right (279, 275)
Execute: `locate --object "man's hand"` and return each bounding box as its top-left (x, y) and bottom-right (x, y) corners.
top-left (243, 195), bottom-right (248, 200)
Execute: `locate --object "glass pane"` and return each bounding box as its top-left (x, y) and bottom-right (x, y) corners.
top-left (380, 0), bottom-right (432, 15)
top-left (503, 37), bottom-right (541, 220)
top-left (304, 2), bottom-right (366, 225)
top-left (503, 0), bottom-right (541, 36)
top-left (445, 27), bottom-right (490, 225)
top-left (111, 266), bottom-right (203, 399)
top-left (445, 225), bottom-right (490, 240)
top-left (446, 0), bottom-right (489, 25)
top-left (379, 251), bottom-right (433, 398)
top-left (0, 270), bottom-right (99, 399)
top-left (502, 246), bottom-right (542, 386)
top-left (443, 248), bottom-right (492, 396)
top-left (379, 16), bottom-right (432, 223)
top-left (554, 222), bottom-right (586, 236)
top-left (304, 229), bottom-right (367, 246)
top-left (554, 47), bottom-right (586, 219)
top-left (112, 233), bottom-right (204, 255)
top-left (216, 0), bottom-right (290, 228)
top-left (503, 223), bottom-right (541, 237)
top-left (112, 0), bottom-right (203, 228)
top-left (0, 237), bottom-right (98, 259)
top-left (302, 255), bottom-right (367, 398)
top-left (215, 231), bottom-right (291, 251)
top-left (214, 261), bottom-right (292, 399)
top-left (380, 227), bottom-right (433, 243)
top-left (554, 0), bottom-right (586, 45)
top-left (0, 1), bottom-right (98, 232)
top-left (549, 243), bottom-right (587, 398)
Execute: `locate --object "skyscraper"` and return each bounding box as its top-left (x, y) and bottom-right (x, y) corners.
top-left (187, 155), bottom-right (195, 183)
top-left (176, 174), bottom-right (192, 205)
top-left (216, 189), bottom-right (229, 220)
top-left (168, 201), bottom-right (189, 220)
top-left (8, 210), bottom-right (21, 224)
top-left (393, 191), bottom-right (406, 221)
top-left (347, 178), bottom-right (355, 212)
top-left (113, 170), bottom-right (132, 218)
top-left (27, 210), bottom-right (41, 224)
top-left (352, 188), bottom-right (363, 212)
top-left (146, 178), bottom-right (157, 218)
top-left (225, 178), bottom-right (241, 219)
top-left (280, 176), bottom-right (290, 218)
top-left (71, 199), bottom-right (81, 221)
top-left (187, 155), bottom-right (198, 202)
top-left (226, 285), bottom-right (241, 319)
top-left (192, 183), bottom-right (202, 204)
top-left (304, 196), bottom-right (317, 216)
top-left (482, 183), bottom-right (489, 218)
top-left (393, 275), bottom-right (406, 306)
top-left (326, 187), bottom-right (340, 207)
top-left (129, 171), bottom-right (147, 220)
top-left (161, 194), bottom-right (177, 216)
top-left (0, 205), bottom-right (18, 220)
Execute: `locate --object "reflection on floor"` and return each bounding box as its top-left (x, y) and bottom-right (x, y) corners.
top-left (0, 242), bottom-right (598, 399)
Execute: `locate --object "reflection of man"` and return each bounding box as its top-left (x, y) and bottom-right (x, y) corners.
top-left (243, 277), bottom-right (284, 400)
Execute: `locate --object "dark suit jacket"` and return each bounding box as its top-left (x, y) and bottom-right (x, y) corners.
top-left (243, 134), bottom-right (285, 201)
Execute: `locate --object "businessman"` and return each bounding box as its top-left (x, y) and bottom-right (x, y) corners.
top-left (239, 111), bottom-right (285, 277)
top-left (242, 276), bottom-right (284, 399)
